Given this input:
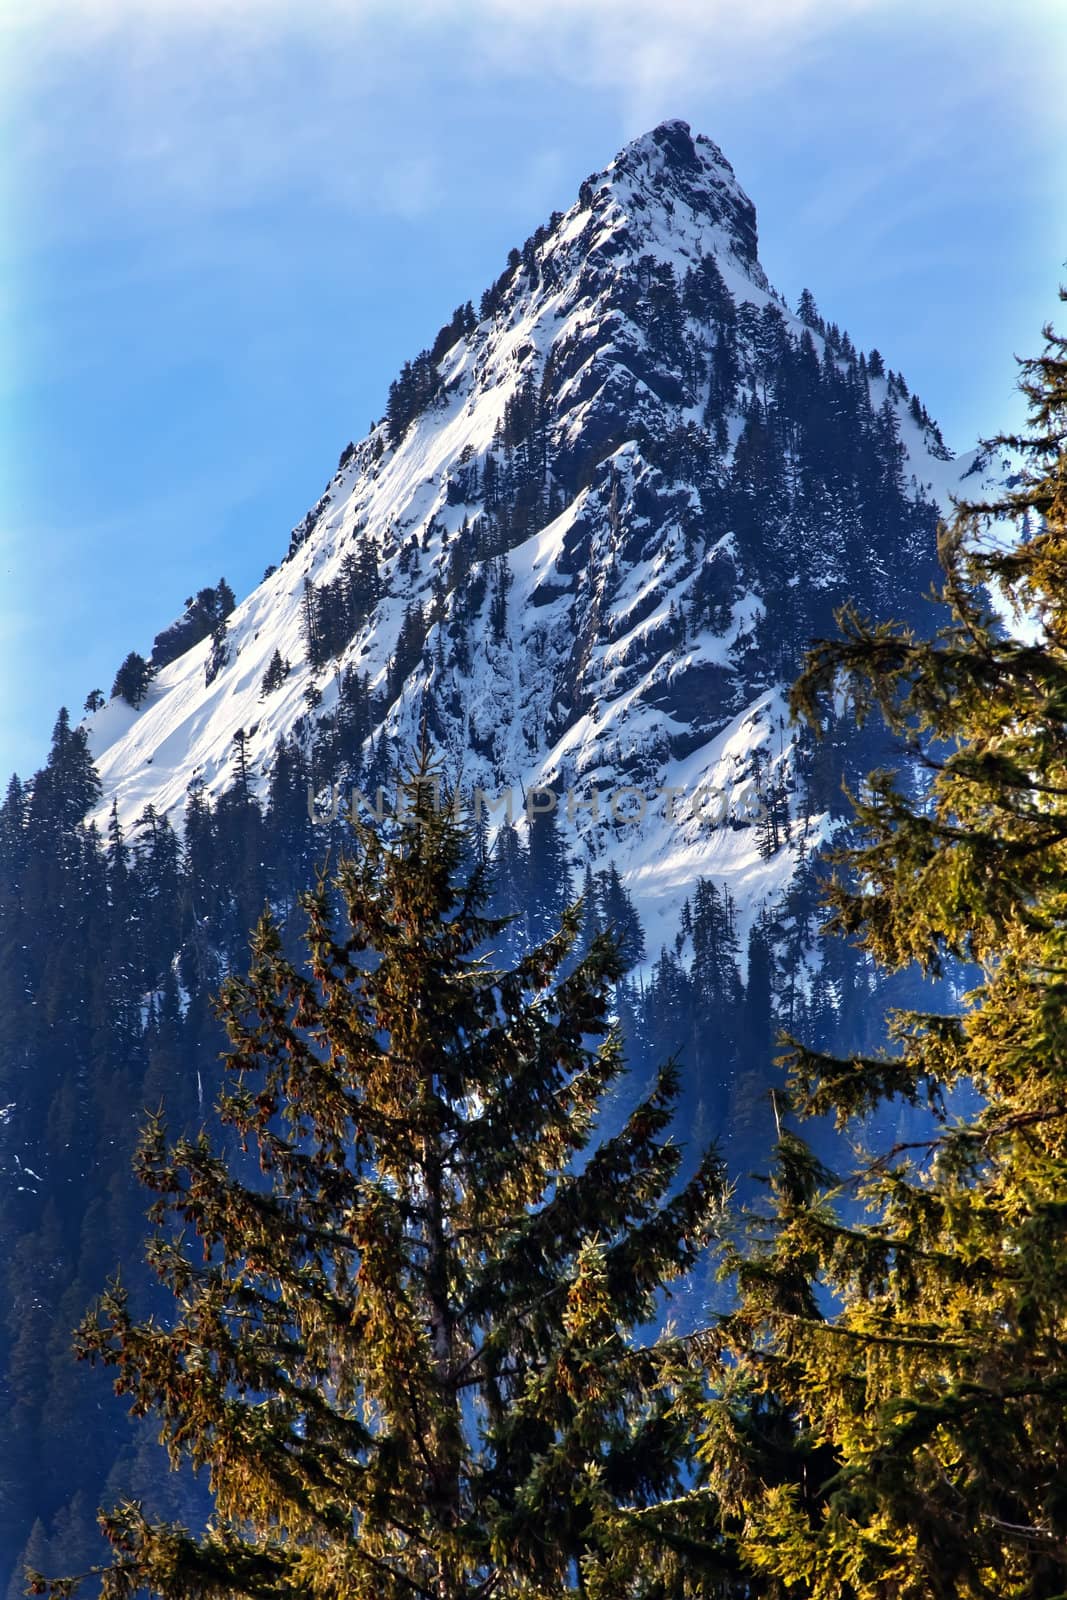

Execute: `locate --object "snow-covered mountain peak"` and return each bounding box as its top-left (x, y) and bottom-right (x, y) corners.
top-left (82, 121), bottom-right (987, 966)
top-left (597, 119), bottom-right (760, 269)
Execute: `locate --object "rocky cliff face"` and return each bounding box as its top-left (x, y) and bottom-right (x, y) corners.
top-left (85, 118), bottom-right (978, 961)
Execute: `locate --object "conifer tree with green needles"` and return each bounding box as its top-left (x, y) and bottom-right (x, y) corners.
top-left (40, 756), bottom-right (730, 1600)
top-left (699, 299), bottom-right (1067, 1599)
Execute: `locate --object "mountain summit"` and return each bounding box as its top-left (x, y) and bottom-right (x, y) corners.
top-left (83, 119), bottom-right (974, 957)
top-left (603, 118), bottom-right (761, 265)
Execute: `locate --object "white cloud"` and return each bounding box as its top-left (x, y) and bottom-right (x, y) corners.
top-left (3, 0), bottom-right (1063, 250)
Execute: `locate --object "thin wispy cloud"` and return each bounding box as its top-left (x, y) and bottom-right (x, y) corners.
top-left (8, 0), bottom-right (1060, 246)
top-left (0, 4), bottom-right (1059, 332)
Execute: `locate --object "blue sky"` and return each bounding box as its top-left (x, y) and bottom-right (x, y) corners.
top-left (1, 0), bottom-right (1064, 782)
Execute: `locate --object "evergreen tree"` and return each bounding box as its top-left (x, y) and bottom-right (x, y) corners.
top-left (205, 613), bottom-right (231, 687)
top-left (525, 798), bottom-right (572, 947)
top-left (594, 862), bottom-right (645, 972)
top-left (105, 800), bottom-right (130, 916)
top-left (387, 601), bottom-right (426, 700)
top-left (111, 653), bottom-right (153, 708)
top-left (301, 578), bottom-right (322, 671)
top-left (9, 1523), bottom-right (49, 1600)
top-left (230, 729), bottom-right (253, 805)
top-left (754, 763), bottom-right (790, 861)
top-left (796, 288), bottom-right (821, 331)
top-left (482, 815), bottom-right (528, 962)
top-left (701, 301), bottom-right (1067, 1597)
top-left (28, 710), bottom-right (101, 832)
top-left (264, 739), bottom-right (317, 914)
top-left (131, 805), bottom-right (181, 977)
top-left (260, 649), bottom-right (290, 698)
top-left (488, 555), bottom-right (511, 643)
top-left (45, 757), bottom-right (729, 1600)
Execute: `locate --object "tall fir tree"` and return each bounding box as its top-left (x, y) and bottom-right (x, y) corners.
top-left (699, 301), bottom-right (1067, 1598)
top-left (42, 756), bottom-right (731, 1600)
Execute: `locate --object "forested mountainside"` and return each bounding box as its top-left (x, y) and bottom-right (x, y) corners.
top-left (0, 119), bottom-right (985, 1591)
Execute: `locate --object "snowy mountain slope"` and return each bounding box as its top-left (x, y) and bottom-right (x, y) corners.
top-left (84, 119), bottom-right (986, 967)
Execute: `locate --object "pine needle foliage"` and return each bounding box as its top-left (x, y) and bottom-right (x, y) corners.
top-left (42, 755), bottom-right (729, 1600)
top-left (698, 300), bottom-right (1067, 1598)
